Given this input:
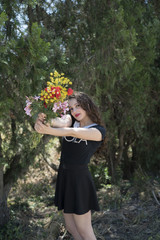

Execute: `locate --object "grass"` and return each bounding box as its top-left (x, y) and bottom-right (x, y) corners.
top-left (1, 158), bottom-right (160, 240)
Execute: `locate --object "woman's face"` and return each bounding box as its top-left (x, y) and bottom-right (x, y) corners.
top-left (68, 98), bottom-right (87, 122)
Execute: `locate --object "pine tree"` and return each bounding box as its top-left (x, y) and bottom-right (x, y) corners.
top-left (0, 0), bottom-right (66, 225)
top-left (54, 0), bottom-right (160, 179)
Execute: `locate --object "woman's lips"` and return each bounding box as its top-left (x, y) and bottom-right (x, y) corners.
top-left (75, 113), bottom-right (80, 118)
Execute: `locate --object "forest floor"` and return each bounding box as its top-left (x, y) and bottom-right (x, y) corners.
top-left (1, 150), bottom-right (160, 240)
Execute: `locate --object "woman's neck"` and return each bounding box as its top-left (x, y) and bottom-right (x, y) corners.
top-left (79, 118), bottom-right (94, 127)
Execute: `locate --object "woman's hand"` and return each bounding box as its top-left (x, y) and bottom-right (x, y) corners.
top-left (34, 120), bottom-right (49, 134)
top-left (35, 113), bottom-right (50, 127)
top-left (38, 113), bottom-right (46, 123)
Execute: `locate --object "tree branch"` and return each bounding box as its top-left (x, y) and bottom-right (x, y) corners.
top-left (152, 190), bottom-right (160, 206)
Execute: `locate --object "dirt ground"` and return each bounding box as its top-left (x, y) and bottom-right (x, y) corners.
top-left (5, 158), bottom-right (160, 240)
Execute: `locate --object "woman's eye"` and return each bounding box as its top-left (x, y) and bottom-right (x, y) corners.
top-left (69, 105), bottom-right (80, 111)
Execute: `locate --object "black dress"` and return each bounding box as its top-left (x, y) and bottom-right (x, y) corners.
top-left (54, 123), bottom-right (106, 215)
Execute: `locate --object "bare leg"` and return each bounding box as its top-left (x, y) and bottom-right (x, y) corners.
top-left (73, 211), bottom-right (97, 240)
top-left (63, 212), bottom-right (83, 240)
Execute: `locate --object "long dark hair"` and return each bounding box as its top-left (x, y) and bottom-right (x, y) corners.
top-left (68, 91), bottom-right (107, 154)
top-left (68, 91), bottom-right (107, 156)
top-left (68, 91), bottom-right (104, 126)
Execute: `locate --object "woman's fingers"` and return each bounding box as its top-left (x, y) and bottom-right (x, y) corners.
top-left (34, 123), bottom-right (39, 132)
top-left (38, 113), bottom-right (46, 118)
top-left (35, 121), bottom-right (43, 133)
top-left (38, 113), bottom-right (46, 122)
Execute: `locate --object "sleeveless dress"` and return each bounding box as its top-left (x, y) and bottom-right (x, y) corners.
top-left (54, 122), bottom-right (106, 215)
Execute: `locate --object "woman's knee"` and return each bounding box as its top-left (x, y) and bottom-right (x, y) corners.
top-left (63, 214), bottom-right (77, 235)
top-left (65, 223), bottom-right (74, 234)
top-left (64, 219), bottom-right (75, 234)
top-left (75, 222), bottom-right (96, 240)
top-left (65, 222), bottom-right (84, 240)
top-left (76, 225), bottom-right (91, 238)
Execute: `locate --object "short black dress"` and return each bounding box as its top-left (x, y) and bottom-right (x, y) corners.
top-left (54, 122), bottom-right (106, 215)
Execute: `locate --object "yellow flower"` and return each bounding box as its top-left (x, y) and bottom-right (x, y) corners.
top-left (50, 77), bottom-right (54, 82)
top-left (50, 72), bottom-right (53, 76)
top-left (55, 79), bottom-right (59, 85)
top-left (54, 70), bottom-right (60, 77)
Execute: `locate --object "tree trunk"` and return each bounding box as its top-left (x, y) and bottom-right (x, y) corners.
top-left (28, 4), bottom-right (33, 34)
top-left (0, 166), bottom-right (10, 226)
top-left (0, 201), bottom-right (10, 226)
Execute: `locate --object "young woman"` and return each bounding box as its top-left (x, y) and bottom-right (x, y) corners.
top-left (35, 92), bottom-right (106, 240)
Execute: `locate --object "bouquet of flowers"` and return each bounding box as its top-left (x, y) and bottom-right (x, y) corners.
top-left (24, 70), bottom-right (73, 121)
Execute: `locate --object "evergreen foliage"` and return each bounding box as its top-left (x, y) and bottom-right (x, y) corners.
top-left (0, 0), bottom-right (160, 225)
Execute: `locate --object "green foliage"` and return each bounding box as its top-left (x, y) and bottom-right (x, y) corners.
top-left (132, 166), bottom-right (151, 195)
top-left (98, 184), bottom-right (123, 210)
top-left (1, 0), bottom-right (160, 226)
top-left (148, 235), bottom-right (160, 240)
top-left (28, 22), bottom-right (50, 65)
top-left (0, 12), bottom-right (8, 26)
top-left (0, 0), bottom-right (67, 226)
top-left (0, 217), bottom-right (24, 240)
top-left (89, 160), bottom-right (111, 189)
top-left (60, 0), bottom-right (160, 177)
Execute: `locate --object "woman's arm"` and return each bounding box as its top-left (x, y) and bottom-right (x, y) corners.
top-left (50, 114), bottom-right (72, 128)
top-left (34, 121), bottom-right (102, 141)
top-left (37, 113), bottom-right (72, 128)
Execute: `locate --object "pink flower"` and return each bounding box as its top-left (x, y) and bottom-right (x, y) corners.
top-left (52, 103), bottom-right (59, 112)
top-left (25, 96), bottom-right (32, 106)
top-left (34, 96), bottom-right (40, 101)
top-left (24, 97), bottom-right (32, 116)
top-left (24, 106), bottom-right (32, 116)
top-left (52, 101), bottom-right (69, 115)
